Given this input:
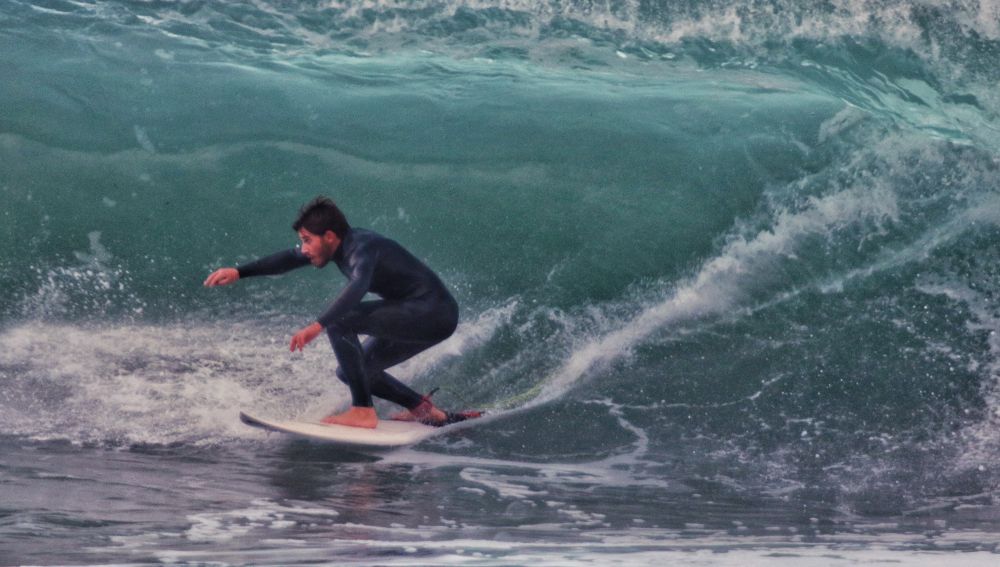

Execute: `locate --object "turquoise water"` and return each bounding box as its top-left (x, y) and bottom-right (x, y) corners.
top-left (2, 1), bottom-right (1000, 564)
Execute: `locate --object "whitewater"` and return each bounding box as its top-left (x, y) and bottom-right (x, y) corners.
top-left (2, 0), bottom-right (1000, 565)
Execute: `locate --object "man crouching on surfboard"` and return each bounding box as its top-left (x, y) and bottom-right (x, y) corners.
top-left (204, 196), bottom-right (472, 429)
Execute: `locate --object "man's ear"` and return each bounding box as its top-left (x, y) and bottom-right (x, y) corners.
top-left (323, 230), bottom-right (341, 246)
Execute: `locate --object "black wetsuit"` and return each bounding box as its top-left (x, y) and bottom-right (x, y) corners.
top-left (236, 228), bottom-right (458, 410)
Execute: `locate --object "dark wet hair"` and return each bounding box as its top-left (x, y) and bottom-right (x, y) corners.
top-left (292, 196), bottom-right (350, 238)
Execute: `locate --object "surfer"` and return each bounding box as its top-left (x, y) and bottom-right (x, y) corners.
top-left (204, 196), bottom-right (465, 429)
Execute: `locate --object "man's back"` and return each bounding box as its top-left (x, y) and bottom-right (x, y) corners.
top-left (333, 228), bottom-right (452, 302)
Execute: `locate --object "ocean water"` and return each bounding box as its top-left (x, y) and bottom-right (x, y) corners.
top-left (3, 0), bottom-right (1000, 565)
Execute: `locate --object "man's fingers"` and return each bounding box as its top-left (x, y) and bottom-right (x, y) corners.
top-left (204, 269), bottom-right (237, 287)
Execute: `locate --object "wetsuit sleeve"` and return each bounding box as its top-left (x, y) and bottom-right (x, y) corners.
top-left (236, 248), bottom-right (310, 278)
top-left (316, 246), bottom-right (377, 328)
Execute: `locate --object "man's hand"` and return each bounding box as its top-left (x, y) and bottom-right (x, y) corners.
top-left (290, 322), bottom-right (324, 352)
top-left (204, 267), bottom-right (240, 287)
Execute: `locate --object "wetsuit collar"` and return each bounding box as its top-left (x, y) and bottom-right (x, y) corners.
top-left (332, 228), bottom-right (353, 263)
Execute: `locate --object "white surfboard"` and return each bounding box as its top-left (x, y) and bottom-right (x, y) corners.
top-left (239, 411), bottom-right (476, 449)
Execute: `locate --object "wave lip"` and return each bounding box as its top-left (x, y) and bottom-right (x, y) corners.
top-left (7, 1), bottom-right (1000, 72)
top-left (534, 176), bottom-right (901, 405)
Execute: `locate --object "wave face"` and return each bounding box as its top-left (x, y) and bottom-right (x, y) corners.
top-left (2, 0), bottom-right (1000, 513)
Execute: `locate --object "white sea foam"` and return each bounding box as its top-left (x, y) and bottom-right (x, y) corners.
top-left (460, 467), bottom-right (549, 499)
top-left (135, 528), bottom-right (1000, 566)
top-left (17, 230), bottom-right (146, 320)
top-left (0, 299), bottom-right (514, 446)
top-left (184, 498), bottom-right (339, 543)
top-left (0, 320), bottom-right (341, 445)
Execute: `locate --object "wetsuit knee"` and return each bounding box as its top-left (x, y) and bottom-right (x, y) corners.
top-left (433, 294), bottom-right (460, 341)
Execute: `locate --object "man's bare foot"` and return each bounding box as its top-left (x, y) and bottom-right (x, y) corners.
top-left (390, 400), bottom-right (447, 424)
top-left (389, 408), bottom-right (417, 422)
top-left (320, 406), bottom-right (378, 429)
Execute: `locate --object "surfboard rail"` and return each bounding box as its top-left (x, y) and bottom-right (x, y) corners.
top-left (239, 411), bottom-right (468, 448)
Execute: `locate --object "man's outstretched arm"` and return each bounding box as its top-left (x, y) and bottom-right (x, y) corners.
top-left (204, 248), bottom-right (310, 287)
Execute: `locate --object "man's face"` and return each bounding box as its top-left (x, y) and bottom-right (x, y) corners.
top-left (298, 228), bottom-right (341, 267)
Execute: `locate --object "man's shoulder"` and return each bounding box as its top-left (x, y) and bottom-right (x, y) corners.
top-left (342, 228), bottom-right (402, 261)
top-left (349, 228), bottom-right (400, 249)
top-left (349, 227), bottom-right (381, 240)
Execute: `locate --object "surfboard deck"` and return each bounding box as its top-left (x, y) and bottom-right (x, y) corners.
top-left (239, 411), bottom-right (475, 448)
